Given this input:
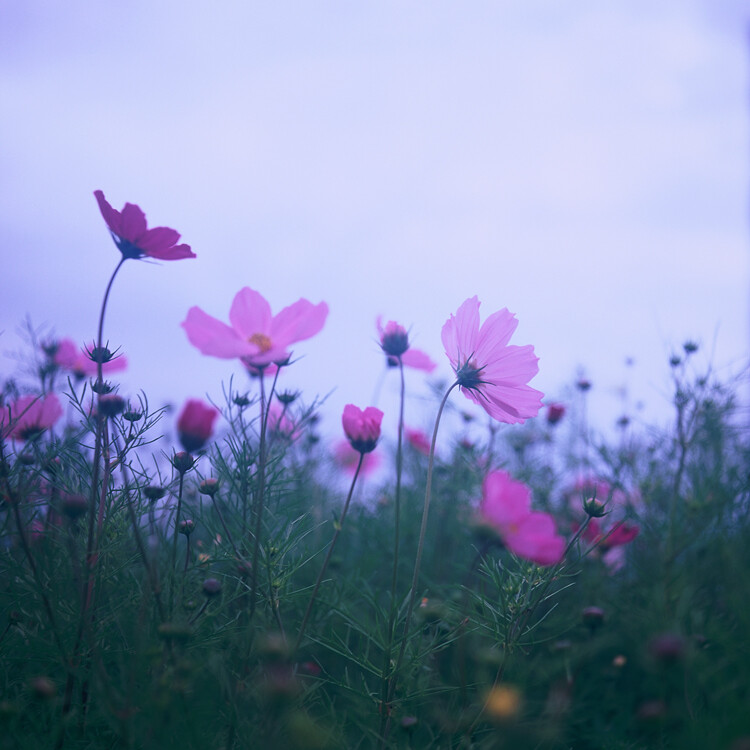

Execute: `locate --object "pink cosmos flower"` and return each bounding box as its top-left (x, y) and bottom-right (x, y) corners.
top-left (441, 297), bottom-right (543, 424)
top-left (377, 317), bottom-right (437, 373)
top-left (478, 470), bottom-right (565, 567)
top-left (405, 427), bottom-right (431, 455)
top-left (53, 339), bottom-right (127, 378)
top-left (177, 399), bottom-right (219, 452)
top-left (2, 394), bottom-right (63, 441)
top-left (182, 287), bottom-right (329, 368)
top-left (94, 190), bottom-right (195, 261)
top-left (579, 518), bottom-right (639, 551)
top-left (267, 404), bottom-right (299, 440)
top-left (342, 404), bottom-right (383, 454)
top-left (333, 440), bottom-right (381, 476)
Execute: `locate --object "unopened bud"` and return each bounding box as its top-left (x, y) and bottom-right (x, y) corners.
top-left (98, 394), bottom-right (126, 418)
top-left (582, 606), bottom-right (605, 632)
top-left (61, 493), bottom-right (88, 520)
top-left (199, 478), bottom-right (219, 497)
top-left (583, 498), bottom-right (607, 518)
top-left (202, 578), bottom-right (222, 598)
top-left (276, 390), bottom-right (299, 406)
top-left (144, 485), bottom-right (166, 502)
top-left (171, 451), bottom-right (195, 475)
top-left (92, 380), bottom-right (115, 395)
top-left (179, 519), bottom-right (195, 536)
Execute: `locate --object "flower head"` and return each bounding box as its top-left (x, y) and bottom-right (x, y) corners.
top-left (342, 405), bottom-right (383, 454)
top-left (478, 470), bottom-right (565, 566)
top-left (94, 190), bottom-right (195, 261)
top-left (377, 317), bottom-right (437, 372)
top-left (441, 297), bottom-right (543, 424)
top-left (2, 394), bottom-right (63, 441)
top-left (546, 402), bottom-right (565, 426)
top-left (177, 399), bottom-right (219, 452)
top-left (53, 339), bottom-right (127, 378)
top-left (405, 427), bottom-right (431, 455)
top-left (182, 287), bottom-right (328, 368)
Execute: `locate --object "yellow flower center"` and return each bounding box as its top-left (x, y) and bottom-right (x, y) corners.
top-left (248, 333), bottom-right (272, 353)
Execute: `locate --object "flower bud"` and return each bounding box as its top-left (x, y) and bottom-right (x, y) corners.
top-left (88, 346), bottom-right (115, 364)
top-left (546, 403), bottom-right (565, 425)
top-left (177, 399), bottom-right (218, 453)
top-left (576, 378), bottom-right (592, 392)
top-left (583, 497), bottom-right (607, 518)
top-left (144, 485), bottom-right (167, 502)
top-left (61, 493), bottom-right (88, 520)
top-left (91, 380), bottom-right (115, 395)
top-left (379, 321), bottom-right (410, 357)
top-left (123, 408), bottom-right (143, 422)
top-left (276, 390), bottom-right (299, 406)
top-left (199, 478), bottom-right (219, 497)
top-left (171, 451), bottom-right (195, 475)
top-left (582, 606), bottom-right (605, 632)
top-left (98, 394), bottom-right (126, 418)
top-left (202, 578), bottom-right (222, 598)
top-left (178, 519), bottom-right (195, 536)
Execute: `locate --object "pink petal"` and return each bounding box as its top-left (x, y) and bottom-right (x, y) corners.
top-left (93, 190), bottom-right (122, 235)
top-left (401, 348), bottom-right (437, 372)
top-left (480, 470), bottom-right (531, 526)
top-left (137, 226), bottom-right (181, 253)
top-left (228, 288), bottom-right (273, 340)
top-left (119, 203), bottom-right (148, 242)
top-left (271, 299), bottom-right (329, 347)
top-left (182, 307), bottom-right (257, 359)
top-left (146, 243), bottom-right (196, 260)
top-left (475, 308), bottom-right (519, 359)
top-left (441, 296), bottom-right (480, 364)
top-left (481, 345), bottom-right (539, 384)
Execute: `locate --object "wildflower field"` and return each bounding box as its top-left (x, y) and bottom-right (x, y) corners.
top-left (1, 193), bottom-right (749, 750)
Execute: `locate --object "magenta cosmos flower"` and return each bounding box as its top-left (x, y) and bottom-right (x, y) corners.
top-left (53, 339), bottom-right (127, 378)
top-left (182, 287), bottom-right (329, 368)
top-left (94, 190), bottom-right (195, 261)
top-left (177, 399), bottom-right (219, 453)
top-left (405, 427), bottom-right (431, 455)
top-left (377, 317), bottom-right (437, 373)
top-left (441, 297), bottom-right (543, 424)
top-left (342, 404), bottom-right (383, 454)
top-left (478, 470), bottom-right (565, 567)
top-left (2, 394), bottom-right (63, 441)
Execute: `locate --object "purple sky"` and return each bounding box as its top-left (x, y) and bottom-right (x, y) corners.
top-left (1, 1), bottom-right (748, 446)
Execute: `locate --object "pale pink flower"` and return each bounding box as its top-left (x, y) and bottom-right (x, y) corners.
top-left (53, 339), bottom-right (127, 378)
top-left (342, 405), bottom-right (383, 454)
top-left (478, 470), bottom-right (565, 567)
top-left (267, 404), bottom-right (299, 440)
top-left (177, 399), bottom-right (219, 452)
top-left (333, 440), bottom-right (381, 476)
top-left (441, 297), bottom-right (543, 424)
top-left (377, 317), bottom-right (437, 373)
top-left (94, 190), bottom-right (195, 261)
top-left (182, 287), bottom-right (328, 368)
top-left (2, 394), bottom-right (63, 441)
top-left (405, 427), bottom-right (431, 455)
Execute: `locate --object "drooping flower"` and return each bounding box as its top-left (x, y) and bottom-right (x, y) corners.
top-left (405, 427), bottom-right (431, 455)
top-left (333, 440), bottom-right (381, 477)
top-left (177, 399), bottom-right (219, 452)
top-left (377, 317), bottom-right (437, 373)
top-left (441, 297), bottom-right (543, 424)
top-left (94, 190), bottom-right (195, 261)
top-left (182, 287), bottom-right (328, 368)
top-left (478, 470), bottom-right (565, 566)
top-left (52, 338), bottom-right (127, 378)
top-left (342, 405), bottom-right (383, 454)
top-left (2, 394), bottom-right (63, 441)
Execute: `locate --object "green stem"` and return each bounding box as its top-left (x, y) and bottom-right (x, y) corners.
top-left (294, 452), bottom-right (365, 652)
top-left (385, 382), bottom-right (458, 721)
top-left (169, 471), bottom-right (186, 619)
top-left (378, 359), bottom-right (406, 739)
top-left (249, 372), bottom-right (269, 618)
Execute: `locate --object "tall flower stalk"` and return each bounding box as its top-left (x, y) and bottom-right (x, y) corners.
top-left (294, 405), bottom-right (383, 651)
